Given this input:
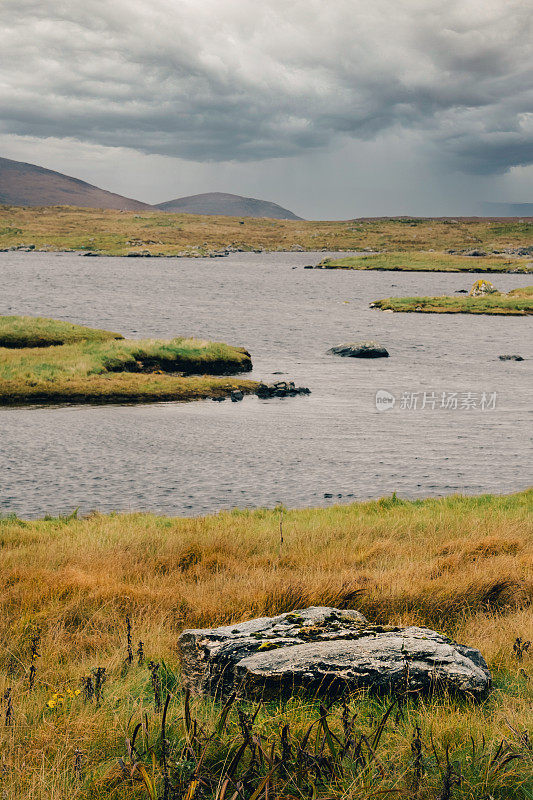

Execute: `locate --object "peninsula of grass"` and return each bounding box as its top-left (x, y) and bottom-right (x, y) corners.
top-left (372, 285), bottom-right (533, 315)
top-left (319, 251), bottom-right (531, 272)
top-left (1, 204), bottom-right (532, 256)
top-left (0, 315), bottom-right (256, 404)
top-left (0, 490), bottom-right (531, 798)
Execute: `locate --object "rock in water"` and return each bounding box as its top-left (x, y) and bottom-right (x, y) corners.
top-left (469, 279), bottom-right (497, 296)
top-left (328, 342), bottom-right (389, 358)
top-left (178, 606), bottom-right (490, 700)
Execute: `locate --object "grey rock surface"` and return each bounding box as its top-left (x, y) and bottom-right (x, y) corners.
top-left (178, 607), bottom-right (491, 700)
top-left (328, 342), bottom-right (389, 358)
top-left (178, 607), bottom-right (368, 697)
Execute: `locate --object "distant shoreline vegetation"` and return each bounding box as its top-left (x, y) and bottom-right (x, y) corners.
top-left (371, 286), bottom-right (533, 315)
top-left (0, 316), bottom-right (256, 405)
top-left (319, 251), bottom-right (532, 273)
top-left (0, 206), bottom-right (532, 258)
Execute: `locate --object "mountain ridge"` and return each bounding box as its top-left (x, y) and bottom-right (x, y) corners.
top-left (0, 156), bottom-right (152, 211)
top-left (0, 157), bottom-right (302, 219)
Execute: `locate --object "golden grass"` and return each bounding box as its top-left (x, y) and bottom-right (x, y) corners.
top-left (1, 205), bottom-right (532, 255)
top-left (0, 491), bottom-right (531, 797)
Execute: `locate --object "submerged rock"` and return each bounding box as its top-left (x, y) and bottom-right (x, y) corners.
top-left (178, 606), bottom-right (491, 700)
top-left (328, 342), bottom-right (389, 358)
top-left (255, 381), bottom-right (310, 398)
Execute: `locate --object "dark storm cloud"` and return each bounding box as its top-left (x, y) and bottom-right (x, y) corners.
top-left (1, 0), bottom-right (532, 173)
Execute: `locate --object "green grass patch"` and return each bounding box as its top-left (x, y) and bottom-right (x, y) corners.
top-left (320, 251), bottom-right (532, 272)
top-left (372, 286), bottom-right (533, 315)
top-left (0, 315), bottom-right (124, 348)
top-left (0, 316), bottom-right (255, 404)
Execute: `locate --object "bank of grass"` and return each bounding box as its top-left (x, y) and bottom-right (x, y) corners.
top-left (319, 251), bottom-right (532, 272)
top-left (1, 205), bottom-right (532, 255)
top-left (0, 316), bottom-right (255, 404)
top-left (0, 490), bottom-right (531, 798)
top-left (372, 285), bottom-right (533, 315)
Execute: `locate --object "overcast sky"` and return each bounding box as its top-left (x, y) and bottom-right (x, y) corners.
top-left (1, 0), bottom-right (532, 218)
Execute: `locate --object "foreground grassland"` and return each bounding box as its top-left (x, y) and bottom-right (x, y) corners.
top-left (320, 251), bottom-right (532, 273)
top-left (0, 491), bottom-right (531, 799)
top-left (372, 285), bottom-right (533, 316)
top-left (0, 316), bottom-right (255, 404)
top-left (0, 205), bottom-right (532, 256)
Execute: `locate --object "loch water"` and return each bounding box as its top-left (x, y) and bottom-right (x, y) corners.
top-left (1, 250), bottom-right (531, 518)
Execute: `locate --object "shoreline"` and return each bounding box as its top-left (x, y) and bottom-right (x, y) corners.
top-left (1, 206), bottom-right (532, 259)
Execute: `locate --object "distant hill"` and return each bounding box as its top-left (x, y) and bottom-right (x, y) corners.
top-left (0, 156), bottom-right (152, 211)
top-left (479, 202), bottom-right (533, 217)
top-left (155, 192), bottom-right (302, 220)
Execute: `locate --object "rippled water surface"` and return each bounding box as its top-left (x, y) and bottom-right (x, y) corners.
top-left (1, 251), bottom-right (531, 518)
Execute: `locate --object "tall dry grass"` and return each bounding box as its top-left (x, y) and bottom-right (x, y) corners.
top-left (0, 491), bottom-right (531, 798)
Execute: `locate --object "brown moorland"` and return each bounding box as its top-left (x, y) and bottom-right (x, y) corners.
top-left (0, 490), bottom-right (531, 798)
top-left (1, 205), bottom-right (532, 256)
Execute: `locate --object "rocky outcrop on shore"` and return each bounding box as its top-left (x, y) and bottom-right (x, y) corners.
top-left (178, 606), bottom-right (491, 701)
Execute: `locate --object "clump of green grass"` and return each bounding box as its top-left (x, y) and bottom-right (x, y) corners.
top-left (0, 315), bottom-right (123, 348)
top-left (372, 286), bottom-right (533, 315)
top-left (320, 251), bottom-right (531, 272)
top-left (0, 317), bottom-right (255, 404)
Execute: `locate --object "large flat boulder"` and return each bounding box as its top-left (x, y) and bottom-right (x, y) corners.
top-left (178, 607), bottom-right (491, 700)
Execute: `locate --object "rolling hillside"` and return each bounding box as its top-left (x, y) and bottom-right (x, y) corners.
top-left (0, 156), bottom-right (152, 211)
top-left (155, 191), bottom-right (302, 219)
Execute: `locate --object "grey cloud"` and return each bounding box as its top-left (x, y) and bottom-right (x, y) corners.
top-left (1, 0), bottom-right (532, 173)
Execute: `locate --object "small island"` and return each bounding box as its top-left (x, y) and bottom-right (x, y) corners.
top-left (319, 251), bottom-right (532, 273)
top-left (0, 315), bottom-right (258, 404)
top-left (371, 285), bottom-right (533, 315)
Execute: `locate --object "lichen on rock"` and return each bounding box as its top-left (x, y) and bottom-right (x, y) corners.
top-left (178, 607), bottom-right (491, 701)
